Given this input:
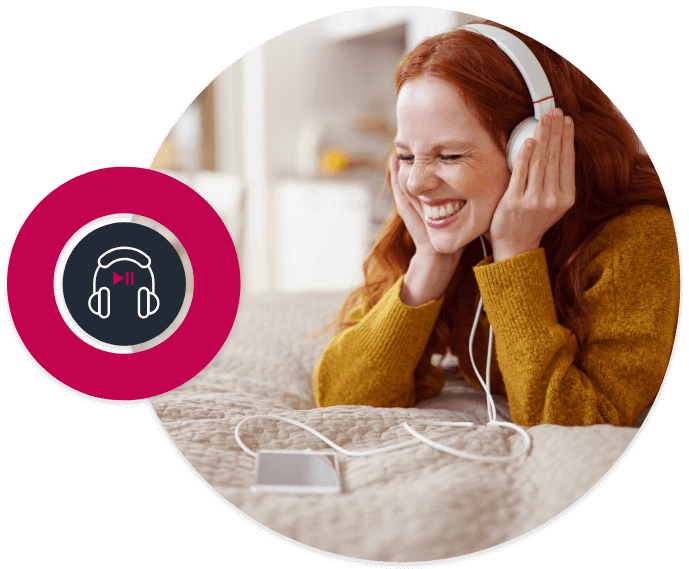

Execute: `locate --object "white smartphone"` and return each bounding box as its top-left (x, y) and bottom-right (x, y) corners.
top-left (250, 450), bottom-right (342, 494)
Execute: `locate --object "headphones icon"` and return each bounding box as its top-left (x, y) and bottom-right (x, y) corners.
top-left (88, 246), bottom-right (160, 319)
top-left (462, 24), bottom-right (556, 171)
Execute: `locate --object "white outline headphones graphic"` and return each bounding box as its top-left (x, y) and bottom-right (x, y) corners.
top-left (462, 24), bottom-right (556, 171)
top-left (88, 246), bottom-right (160, 319)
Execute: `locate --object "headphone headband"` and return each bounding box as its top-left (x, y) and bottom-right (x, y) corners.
top-left (462, 24), bottom-right (555, 119)
top-left (98, 246), bottom-right (151, 269)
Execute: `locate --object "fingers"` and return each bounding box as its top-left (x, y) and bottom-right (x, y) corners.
top-left (505, 137), bottom-right (534, 197)
top-left (389, 154), bottom-right (416, 219)
top-left (524, 108), bottom-right (575, 198)
top-left (543, 108), bottom-right (563, 191)
top-left (389, 153), bottom-right (429, 248)
top-left (560, 115), bottom-right (576, 201)
top-left (389, 154), bottom-right (406, 207)
top-left (525, 111), bottom-right (551, 194)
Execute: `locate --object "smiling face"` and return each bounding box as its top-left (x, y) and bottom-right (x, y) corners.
top-left (394, 74), bottom-right (512, 254)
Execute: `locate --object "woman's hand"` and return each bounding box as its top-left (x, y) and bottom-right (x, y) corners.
top-left (488, 108), bottom-right (576, 262)
top-left (389, 153), bottom-right (433, 253)
top-left (389, 154), bottom-right (463, 306)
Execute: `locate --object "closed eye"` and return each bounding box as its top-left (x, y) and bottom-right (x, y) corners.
top-left (396, 154), bottom-right (464, 164)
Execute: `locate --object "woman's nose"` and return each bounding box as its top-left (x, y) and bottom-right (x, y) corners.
top-left (405, 161), bottom-right (440, 196)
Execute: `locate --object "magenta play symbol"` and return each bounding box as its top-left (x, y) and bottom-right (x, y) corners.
top-left (113, 271), bottom-right (124, 285)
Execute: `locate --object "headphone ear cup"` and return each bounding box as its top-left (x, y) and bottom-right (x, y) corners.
top-left (506, 117), bottom-right (538, 171)
top-left (89, 292), bottom-right (99, 316)
top-left (138, 287), bottom-right (147, 319)
top-left (88, 287), bottom-right (110, 318)
top-left (137, 287), bottom-right (159, 319)
top-left (148, 292), bottom-right (160, 316)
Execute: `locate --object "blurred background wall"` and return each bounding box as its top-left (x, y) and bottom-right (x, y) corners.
top-left (150, 7), bottom-right (480, 294)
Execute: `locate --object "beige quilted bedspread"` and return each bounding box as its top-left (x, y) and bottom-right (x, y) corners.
top-left (150, 291), bottom-right (641, 562)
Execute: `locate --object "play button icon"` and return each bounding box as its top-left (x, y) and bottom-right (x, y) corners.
top-left (113, 271), bottom-right (124, 285)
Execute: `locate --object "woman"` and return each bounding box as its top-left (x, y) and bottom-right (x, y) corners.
top-left (313, 22), bottom-right (679, 427)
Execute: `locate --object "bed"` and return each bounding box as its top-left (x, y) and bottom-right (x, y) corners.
top-left (149, 289), bottom-right (646, 562)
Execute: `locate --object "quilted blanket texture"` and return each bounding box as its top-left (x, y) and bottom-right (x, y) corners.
top-left (150, 290), bottom-right (641, 562)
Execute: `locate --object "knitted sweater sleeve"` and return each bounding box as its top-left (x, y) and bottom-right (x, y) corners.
top-left (313, 274), bottom-right (445, 408)
top-left (473, 205), bottom-right (679, 427)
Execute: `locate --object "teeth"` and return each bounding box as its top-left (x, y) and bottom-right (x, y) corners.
top-left (423, 201), bottom-right (463, 220)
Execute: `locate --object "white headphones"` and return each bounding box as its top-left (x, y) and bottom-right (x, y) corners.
top-left (88, 246), bottom-right (160, 319)
top-left (462, 24), bottom-right (556, 171)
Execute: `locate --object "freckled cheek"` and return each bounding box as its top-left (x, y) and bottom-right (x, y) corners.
top-left (494, 174), bottom-right (510, 204)
top-left (472, 168), bottom-right (511, 206)
top-left (499, 168), bottom-right (511, 191)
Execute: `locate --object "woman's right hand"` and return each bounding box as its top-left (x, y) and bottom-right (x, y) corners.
top-left (389, 153), bottom-right (435, 254)
top-left (389, 154), bottom-right (463, 306)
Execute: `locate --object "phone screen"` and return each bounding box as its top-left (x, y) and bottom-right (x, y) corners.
top-left (251, 450), bottom-right (342, 493)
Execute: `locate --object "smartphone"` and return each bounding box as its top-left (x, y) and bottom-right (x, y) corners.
top-left (250, 450), bottom-right (342, 494)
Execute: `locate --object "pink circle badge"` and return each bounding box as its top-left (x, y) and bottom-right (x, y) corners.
top-left (7, 167), bottom-right (241, 400)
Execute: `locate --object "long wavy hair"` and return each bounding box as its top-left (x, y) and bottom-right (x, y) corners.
top-left (328, 20), bottom-right (668, 375)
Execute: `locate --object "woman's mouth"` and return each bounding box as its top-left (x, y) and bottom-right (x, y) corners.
top-left (422, 200), bottom-right (466, 227)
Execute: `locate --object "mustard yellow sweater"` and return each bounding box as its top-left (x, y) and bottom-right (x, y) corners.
top-left (313, 205), bottom-right (679, 427)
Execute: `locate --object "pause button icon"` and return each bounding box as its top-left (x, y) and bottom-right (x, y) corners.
top-left (113, 271), bottom-right (134, 286)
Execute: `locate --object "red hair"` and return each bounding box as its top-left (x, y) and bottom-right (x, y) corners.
top-left (329, 20), bottom-right (669, 377)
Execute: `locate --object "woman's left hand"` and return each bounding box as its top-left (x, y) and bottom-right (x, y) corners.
top-left (488, 107), bottom-right (576, 262)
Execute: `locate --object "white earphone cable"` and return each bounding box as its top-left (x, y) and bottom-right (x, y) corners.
top-left (235, 414), bottom-right (421, 459)
top-left (235, 236), bottom-right (532, 462)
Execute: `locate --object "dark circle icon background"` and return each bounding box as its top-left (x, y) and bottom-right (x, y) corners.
top-left (63, 223), bottom-right (186, 346)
